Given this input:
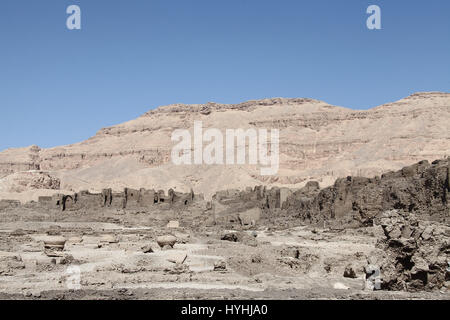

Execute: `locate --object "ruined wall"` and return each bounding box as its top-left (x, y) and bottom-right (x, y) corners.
top-left (210, 185), bottom-right (287, 225)
top-left (10, 158), bottom-right (450, 229)
top-left (0, 200), bottom-right (21, 211)
top-left (34, 187), bottom-right (201, 212)
top-left (285, 159), bottom-right (450, 226)
top-left (210, 158), bottom-right (450, 227)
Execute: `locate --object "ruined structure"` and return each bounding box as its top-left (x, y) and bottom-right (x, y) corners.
top-left (284, 158), bottom-right (450, 226)
top-left (1, 158), bottom-right (448, 231)
top-left (208, 158), bottom-right (450, 228)
top-left (375, 209), bottom-right (450, 291)
top-left (36, 188), bottom-right (200, 212)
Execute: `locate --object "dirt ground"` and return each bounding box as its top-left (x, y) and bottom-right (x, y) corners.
top-left (0, 208), bottom-right (448, 300)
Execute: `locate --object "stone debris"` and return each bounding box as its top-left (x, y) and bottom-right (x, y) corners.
top-left (0, 253), bottom-right (25, 276)
top-left (156, 235), bottom-right (177, 249)
top-left (167, 252), bottom-right (187, 264)
top-left (343, 266), bottom-right (357, 279)
top-left (166, 220), bottom-right (180, 228)
top-left (43, 236), bottom-right (66, 257)
top-left (164, 263), bottom-right (189, 275)
top-left (374, 210), bottom-right (449, 291)
top-left (220, 231), bottom-right (258, 247)
top-left (251, 254), bottom-right (263, 263)
top-left (0, 158), bottom-right (448, 299)
top-left (280, 247), bottom-right (300, 259)
top-left (213, 260), bottom-right (227, 272)
top-left (221, 232), bottom-right (240, 242)
top-left (141, 245), bottom-right (154, 253)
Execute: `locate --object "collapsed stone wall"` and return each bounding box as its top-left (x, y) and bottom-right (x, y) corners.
top-left (373, 210), bottom-right (449, 291)
top-left (36, 188), bottom-right (199, 212)
top-left (210, 186), bottom-right (286, 226)
top-left (3, 158), bottom-right (449, 228)
top-left (285, 158), bottom-right (450, 226)
top-left (199, 158), bottom-right (450, 228)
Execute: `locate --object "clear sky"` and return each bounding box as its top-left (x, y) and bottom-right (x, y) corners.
top-left (0, 0), bottom-right (449, 151)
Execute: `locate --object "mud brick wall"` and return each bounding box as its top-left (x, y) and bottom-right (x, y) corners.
top-left (35, 187), bottom-right (202, 212)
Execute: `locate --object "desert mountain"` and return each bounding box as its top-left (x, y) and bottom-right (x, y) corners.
top-left (0, 92), bottom-right (449, 202)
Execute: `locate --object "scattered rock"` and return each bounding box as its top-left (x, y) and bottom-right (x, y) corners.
top-left (343, 266), bottom-right (357, 279)
top-left (57, 254), bottom-right (74, 265)
top-left (251, 254), bottom-right (262, 263)
top-left (375, 210), bottom-right (449, 291)
top-left (43, 236), bottom-right (66, 250)
top-left (166, 220), bottom-right (180, 228)
top-left (156, 235), bottom-right (177, 248)
top-left (280, 247), bottom-right (300, 259)
top-left (213, 260), bottom-right (227, 271)
top-left (167, 252), bottom-right (187, 264)
top-left (0, 253), bottom-right (25, 276)
top-left (46, 226), bottom-right (62, 236)
top-left (142, 245), bottom-right (154, 253)
top-left (164, 263), bottom-right (189, 275)
top-left (221, 232), bottom-right (240, 242)
top-left (113, 264), bottom-right (143, 274)
top-left (43, 236), bottom-right (66, 257)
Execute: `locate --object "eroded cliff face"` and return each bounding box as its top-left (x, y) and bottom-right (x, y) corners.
top-left (0, 92), bottom-right (449, 200)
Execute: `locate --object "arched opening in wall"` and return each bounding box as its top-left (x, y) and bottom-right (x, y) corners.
top-left (62, 196), bottom-right (74, 211)
top-left (184, 200), bottom-right (188, 206)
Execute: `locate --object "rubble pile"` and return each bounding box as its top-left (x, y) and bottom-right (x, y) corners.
top-left (375, 210), bottom-right (450, 291)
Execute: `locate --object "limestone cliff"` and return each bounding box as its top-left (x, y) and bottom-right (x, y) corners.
top-left (0, 92), bottom-right (449, 201)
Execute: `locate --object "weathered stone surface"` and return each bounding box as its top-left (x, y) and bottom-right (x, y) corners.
top-left (374, 210), bottom-right (450, 291)
top-left (156, 235), bottom-right (177, 248)
top-left (167, 252), bottom-right (187, 264)
top-left (221, 232), bottom-right (240, 242)
top-left (141, 245), bottom-right (154, 253)
top-left (285, 159), bottom-right (450, 226)
top-left (166, 220), bottom-right (180, 228)
top-left (43, 236), bottom-right (66, 250)
top-left (213, 260), bottom-right (227, 271)
top-left (343, 266), bottom-right (357, 279)
top-left (0, 253), bottom-right (25, 276)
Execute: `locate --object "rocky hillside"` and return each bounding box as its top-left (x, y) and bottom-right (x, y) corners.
top-left (0, 92), bottom-right (449, 201)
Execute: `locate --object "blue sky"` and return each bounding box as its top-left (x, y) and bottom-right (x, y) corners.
top-left (0, 0), bottom-right (449, 150)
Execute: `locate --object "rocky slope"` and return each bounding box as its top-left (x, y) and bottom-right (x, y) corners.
top-left (0, 92), bottom-right (449, 201)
